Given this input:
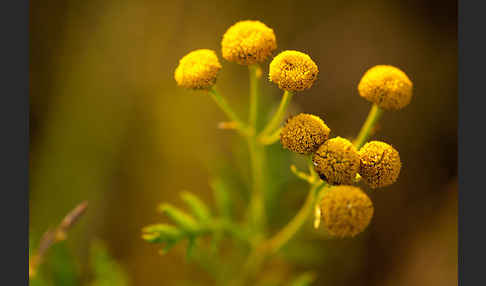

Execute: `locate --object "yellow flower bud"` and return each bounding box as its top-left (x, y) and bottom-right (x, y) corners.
top-left (359, 141), bottom-right (401, 188)
top-left (221, 20), bottom-right (277, 65)
top-left (358, 65), bottom-right (413, 110)
top-left (280, 113), bottom-right (330, 154)
top-left (319, 185), bottom-right (374, 238)
top-left (312, 137), bottom-right (360, 185)
top-left (174, 49), bottom-right (222, 90)
top-left (269, 50), bottom-right (318, 91)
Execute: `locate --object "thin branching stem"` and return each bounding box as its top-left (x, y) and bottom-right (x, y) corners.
top-left (29, 201), bottom-right (88, 278)
top-left (235, 181), bottom-right (328, 285)
top-left (259, 91), bottom-right (293, 138)
top-left (353, 104), bottom-right (383, 149)
top-left (248, 65), bottom-right (261, 128)
top-left (307, 154), bottom-right (318, 182)
top-left (265, 181), bottom-right (327, 254)
top-left (209, 88), bottom-right (252, 136)
top-left (290, 165), bottom-right (314, 183)
top-left (259, 127), bottom-right (282, 145)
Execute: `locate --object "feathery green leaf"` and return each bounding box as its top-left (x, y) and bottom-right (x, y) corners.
top-left (180, 191), bottom-right (211, 223)
top-left (158, 203), bottom-right (200, 233)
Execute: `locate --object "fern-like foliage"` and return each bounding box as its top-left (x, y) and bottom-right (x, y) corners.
top-left (142, 183), bottom-right (249, 259)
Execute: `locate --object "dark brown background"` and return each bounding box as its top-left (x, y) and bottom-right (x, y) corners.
top-left (30, 0), bottom-right (457, 285)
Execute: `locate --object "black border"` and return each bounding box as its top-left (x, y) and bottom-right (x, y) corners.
top-left (0, 1), bottom-right (29, 284)
top-left (458, 1), bottom-right (485, 285)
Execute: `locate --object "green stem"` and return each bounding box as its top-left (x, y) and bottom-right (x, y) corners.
top-left (214, 219), bottom-right (251, 246)
top-left (246, 64), bottom-right (266, 237)
top-left (248, 65), bottom-right (261, 128)
top-left (259, 127), bottom-right (282, 145)
top-left (259, 91), bottom-right (293, 137)
top-left (209, 88), bottom-right (250, 136)
top-left (290, 165), bottom-right (313, 183)
top-left (235, 181), bottom-right (327, 285)
top-left (265, 181), bottom-right (326, 254)
top-left (307, 154), bottom-right (318, 183)
top-left (247, 138), bottom-right (266, 236)
top-left (353, 104), bottom-right (383, 149)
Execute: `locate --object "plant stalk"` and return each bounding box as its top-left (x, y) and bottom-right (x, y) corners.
top-left (248, 65), bottom-right (261, 128)
top-left (259, 91), bottom-right (293, 138)
top-left (259, 127), bottom-right (282, 145)
top-left (246, 65), bottom-right (266, 237)
top-left (235, 181), bottom-right (327, 285)
top-left (209, 88), bottom-right (251, 136)
top-left (265, 181), bottom-right (326, 254)
top-left (353, 104), bottom-right (383, 149)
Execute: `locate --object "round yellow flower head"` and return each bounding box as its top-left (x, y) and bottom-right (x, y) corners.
top-left (280, 113), bottom-right (331, 155)
top-left (358, 65), bottom-right (413, 110)
top-left (312, 137), bottom-right (360, 185)
top-left (221, 20), bottom-right (277, 65)
top-left (359, 141), bottom-right (401, 189)
top-left (269, 50), bottom-right (318, 91)
top-left (174, 49), bottom-right (222, 90)
top-left (319, 185), bottom-right (374, 238)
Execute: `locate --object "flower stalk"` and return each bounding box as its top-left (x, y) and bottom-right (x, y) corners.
top-left (265, 181), bottom-right (327, 254)
top-left (235, 181), bottom-right (328, 286)
top-left (248, 65), bottom-right (261, 128)
top-left (209, 88), bottom-right (252, 136)
top-left (259, 127), bottom-right (282, 145)
top-left (246, 64), bottom-right (266, 237)
top-left (259, 91), bottom-right (293, 137)
top-left (353, 103), bottom-right (383, 149)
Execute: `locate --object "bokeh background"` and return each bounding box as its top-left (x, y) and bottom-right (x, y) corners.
top-left (30, 0), bottom-right (457, 285)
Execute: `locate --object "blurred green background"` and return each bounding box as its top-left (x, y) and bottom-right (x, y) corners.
top-left (30, 0), bottom-right (457, 285)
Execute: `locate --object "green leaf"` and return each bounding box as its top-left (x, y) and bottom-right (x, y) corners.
top-left (158, 203), bottom-right (200, 233)
top-left (89, 240), bottom-right (128, 286)
top-left (141, 224), bottom-right (184, 243)
top-left (41, 242), bottom-right (80, 286)
top-left (210, 178), bottom-right (232, 219)
top-left (180, 191), bottom-right (211, 223)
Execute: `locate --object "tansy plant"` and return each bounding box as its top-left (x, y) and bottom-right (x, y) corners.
top-left (143, 20), bottom-right (413, 285)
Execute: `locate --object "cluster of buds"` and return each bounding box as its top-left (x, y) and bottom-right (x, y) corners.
top-left (174, 20), bottom-right (320, 92)
top-left (172, 19), bottom-right (412, 240)
top-left (281, 64), bottom-right (412, 237)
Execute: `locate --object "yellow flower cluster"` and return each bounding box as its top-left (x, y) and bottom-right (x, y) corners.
top-left (174, 21), bottom-right (319, 94)
top-left (280, 113), bottom-right (330, 154)
top-left (221, 20), bottom-right (277, 65)
top-left (358, 65), bottom-right (413, 110)
top-left (174, 49), bottom-right (222, 90)
top-left (275, 64), bottom-right (412, 238)
top-left (319, 186), bottom-right (374, 238)
top-left (269, 50), bottom-right (319, 91)
top-left (171, 20), bottom-right (413, 241)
